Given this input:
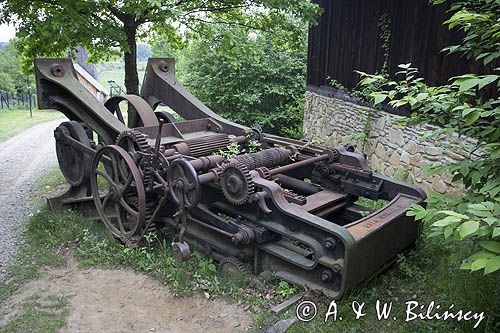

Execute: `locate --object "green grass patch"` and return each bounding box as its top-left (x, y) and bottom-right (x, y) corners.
top-left (0, 293), bottom-right (68, 333)
top-left (98, 68), bottom-right (146, 93)
top-left (0, 109), bottom-right (63, 142)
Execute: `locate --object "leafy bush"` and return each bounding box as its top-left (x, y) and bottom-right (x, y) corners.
top-left (357, 0), bottom-right (499, 275)
top-left (179, 25), bottom-right (307, 137)
top-left (0, 72), bottom-right (15, 92)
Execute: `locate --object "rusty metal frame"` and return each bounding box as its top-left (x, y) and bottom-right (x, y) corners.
top-left (35, 57), bottom-right (427, 298)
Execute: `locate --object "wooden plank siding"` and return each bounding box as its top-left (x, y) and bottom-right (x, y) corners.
top-left (307, 0), bottom-right (492, 91)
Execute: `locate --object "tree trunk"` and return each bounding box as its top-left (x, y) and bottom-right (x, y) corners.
top-left (124, 24), bottom-right (139, 95)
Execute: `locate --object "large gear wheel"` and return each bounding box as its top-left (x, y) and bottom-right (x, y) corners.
top-left (116, 130), bottom-right (158, 189)
top-left (116, 129), bottom-right (152, 161)
top-left (220, 162), bottom-right (255, 205)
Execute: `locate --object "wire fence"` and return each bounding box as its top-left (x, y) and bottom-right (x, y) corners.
top-left (0, 92), bottom-right (37, 110)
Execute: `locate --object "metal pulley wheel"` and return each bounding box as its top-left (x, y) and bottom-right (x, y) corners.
top-left (104, 95), bottom-right (159, 128)
top-left (167, 159), bottom-right (201, 208)
top-left (54, 121), bottom-right (92, 187)
top-left (90, 145), bottom-right (146, 245)
top-left (155, 110), bottom-right (177, 123)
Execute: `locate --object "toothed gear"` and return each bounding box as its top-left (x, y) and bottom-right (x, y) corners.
top-left (220, 162), bottom-right (254, 205)
top-left (211, 167), bottom-right (223, 182)
top-left (218, 256), bottom-right (247, 275)
top-left (116, 130), bottom-right (156, 188)
top-left (250, 124), bottom-right (263, 141)
top-left (116, 129), bottom-right (152, 158)
top-left (255, 167), bottom-right (271, 180)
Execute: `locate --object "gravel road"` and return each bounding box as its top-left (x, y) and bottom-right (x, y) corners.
top-left (0, 119), bottom-right (63, 279)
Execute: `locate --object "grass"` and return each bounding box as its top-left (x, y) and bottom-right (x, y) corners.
top-left (0, 109), bottom-right (63, 142)
top-left (1, 169), bottom-right (499, 332)
top-left (98, 66), bottom-right (146, 94)
top-left (0, 294), bottom-right (68, 333)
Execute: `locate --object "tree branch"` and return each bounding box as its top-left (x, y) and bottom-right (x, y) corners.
top-left (183, 16), bottom-right (264, 31)
top-left (181, 4), bottom-right (251, 17)
top-left (107, 4), bottom-right (127, 22)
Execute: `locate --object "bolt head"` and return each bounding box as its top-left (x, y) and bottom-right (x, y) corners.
top-left (158, 60), bottom-right (168, 72)
top-left (50, 64), bottom-right (65, 77)
top-left (325, 239), bottom-right (336, 250)
top-left (321, 270), bottom-right (333, 282)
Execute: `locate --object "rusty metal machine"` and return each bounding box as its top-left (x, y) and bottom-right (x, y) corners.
top-left (35, 58), bottom-right (426, 298)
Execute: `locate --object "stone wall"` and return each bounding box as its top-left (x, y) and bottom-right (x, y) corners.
top-left (303, 90), bottom-right (476, 194)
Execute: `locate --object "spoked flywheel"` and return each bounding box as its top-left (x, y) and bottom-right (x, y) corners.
top-left (90, 145), bottom-right (146, 245)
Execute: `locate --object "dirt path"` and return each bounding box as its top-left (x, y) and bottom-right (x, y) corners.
top-left (0, 119), bottom-right (64, 278)
top-left (1, 257), bottom-right (252, 332)
top-left (0, 119), bottom-right (253, 332)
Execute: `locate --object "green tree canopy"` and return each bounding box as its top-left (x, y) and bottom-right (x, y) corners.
top-left (180, 24), bottom-right (307, 137)
top-left (0, 40), bottom-right (26, 92)
top-left (0, 0), bottom-right (321, 94)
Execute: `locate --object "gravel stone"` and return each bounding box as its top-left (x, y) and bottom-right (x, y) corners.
top-left (0, 119), bottom-right (62, 281)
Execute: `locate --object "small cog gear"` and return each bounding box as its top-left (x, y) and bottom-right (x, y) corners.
top-left (220, 162), bottom-right (254, 205)
top-left (255, 167), bottom-right (271, 180)
top-left (250, 124), bottom-right (263, 141)
top-left (218, 256), bottom-right (247, 276)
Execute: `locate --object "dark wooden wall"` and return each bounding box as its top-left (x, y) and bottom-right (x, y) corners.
top-left (307, 0), bottom-right (486, 89)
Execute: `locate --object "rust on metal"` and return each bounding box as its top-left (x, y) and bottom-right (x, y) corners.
top-left (35, 57), bottom-right (426, 299)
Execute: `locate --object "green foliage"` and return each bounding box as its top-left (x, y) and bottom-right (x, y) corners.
top-left (217, 141), bottom-right (243, 159)
top-left (179, 24), bottom-right (307, 136)
top-left (409, 202), bottom-right (500, 275)
top-left (0, 41), bottom-right (26, 92)
top-left (1, 0), bottom-right (321, 93)
top-left (0, 72), bottom-right (15, 92)
top-left (216, 139), bottom-right (262, 159)
top-left (358, 0), bottom-right (500, 276)
top-left (378, 12), bottom-right (391, 75)
top-left (436, 0), bottom-right (500, 66)
top-left (150, 38), bottom-right (177, 58)
top-left (276, 281), bottom-right (298, 299)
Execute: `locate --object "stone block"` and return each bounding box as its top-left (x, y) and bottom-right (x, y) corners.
top-left (375, 143), bottom-right (389, 160)
top-left (404, 141), bottom-right (418, 155)
top-left (425, 146), bottom-right (442, 156)
top-left (432, 177), bottom-right (448, 194)
top-left (389, 150), bottom-right (401, 165)
top-left (400, 151), bottom-right (410, 165)
top-left (443, 150), bottom-right (465, 161)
